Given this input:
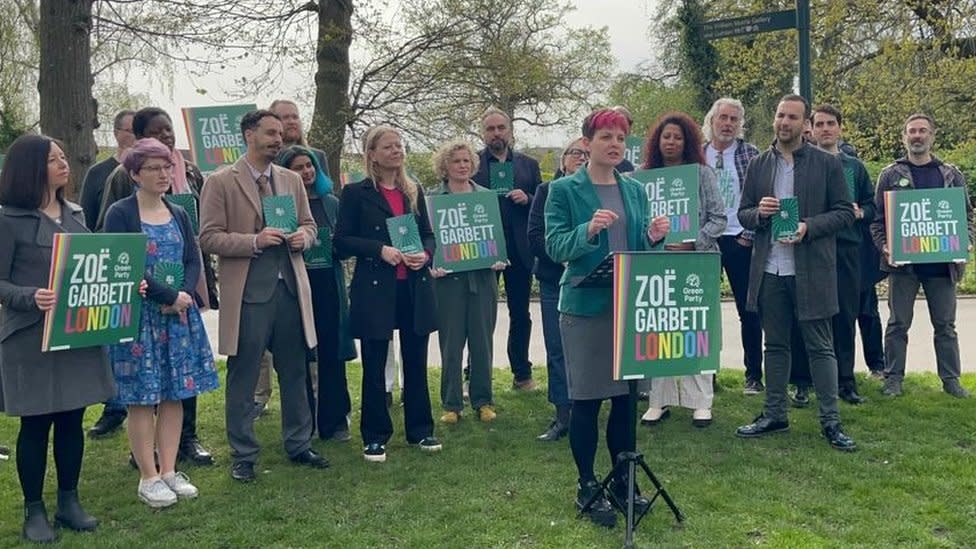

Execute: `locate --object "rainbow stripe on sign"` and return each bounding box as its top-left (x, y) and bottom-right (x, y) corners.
top-left (41, 233), bottom-right (69, 351)
top-left (612, 253), bottom-right (630, 380)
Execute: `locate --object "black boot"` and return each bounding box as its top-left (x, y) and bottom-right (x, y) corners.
top-left (54, 490), bottom-right (98, 531)
top-left (22, 501), bottom-right (57, 543)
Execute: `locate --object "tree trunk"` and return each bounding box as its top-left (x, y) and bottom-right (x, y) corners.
top-left (38, 0), bottom-right (96, 200)
top-left (309, 0), bottom-right (353, 190)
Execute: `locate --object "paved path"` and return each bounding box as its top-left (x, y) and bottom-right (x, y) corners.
top-left (202, 298), bottom-right (975, 375)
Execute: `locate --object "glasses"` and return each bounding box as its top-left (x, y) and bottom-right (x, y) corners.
top-left (140, 163), bottom-right (174, 175)
top-left (564, 149), bottom-right (589, 158)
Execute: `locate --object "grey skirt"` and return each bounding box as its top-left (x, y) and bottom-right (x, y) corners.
top-left (559, 309), bottom-right (628, 400)
top-left (0, 322), bottom-right (115, 417)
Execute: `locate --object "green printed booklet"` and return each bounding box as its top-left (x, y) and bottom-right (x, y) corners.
top-left (154, 261), bottom-right (185, 290)
top-left (771, 197), bottom-right (799, 241)
top-left (304, 227), bottom-right (334, 269)
top-left (164, 193), bottom-right (199, 234)
top-left (386, 214), bottom-right (424, 254)
top-left (490, 161), bottom-right (514, 194)
top-left (262, 195), bottom-right (298, 233)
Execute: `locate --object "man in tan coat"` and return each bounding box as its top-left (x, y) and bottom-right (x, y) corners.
top-left (199, 109), bottom-right (327, 482)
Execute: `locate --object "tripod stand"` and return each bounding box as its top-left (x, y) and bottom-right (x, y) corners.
top-left (579, 379), bottom-right (684, 548)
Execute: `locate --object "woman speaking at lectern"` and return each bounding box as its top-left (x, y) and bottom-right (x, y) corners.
top-left (544, 108), bottom-right (669, 527)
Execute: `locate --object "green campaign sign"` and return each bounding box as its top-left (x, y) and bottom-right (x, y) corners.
top-left (623, 136), bottom-right (643, 169)
top-left (631, 164), bottom-right (700, 244)
top-left (886, 187), bottom-right (970, 265)
top-left (181, 104), bottom-right (256, 174)
top-left (613, 252), bottom-right (721, 380)
top-left (427, 192), bottom-right (507, 272)
top-left (42, 233), bottom-right (148, 351)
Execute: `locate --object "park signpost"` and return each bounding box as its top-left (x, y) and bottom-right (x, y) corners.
top-left (701, 1), bottom-right (811, 101)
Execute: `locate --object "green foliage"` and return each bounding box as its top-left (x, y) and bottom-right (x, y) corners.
top-left (608, 76), bottom-right (704, 137)
top-left (657, 0), bottom-right (976, 160)
top-left (675, 0), bottom-right (720, 113)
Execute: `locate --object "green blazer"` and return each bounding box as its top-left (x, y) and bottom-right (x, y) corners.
top-left (545, 168), bottom-right (659, 316)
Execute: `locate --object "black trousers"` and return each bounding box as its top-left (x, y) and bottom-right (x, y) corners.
top-left (500, 253), bottom-right (533, 382)
top-left (309, 268), bottom-right (351, 438)
top-left (858, 285), bottom-right (885, 372)
top-left (360, 280), bottom-right (434, 445)
top-left (17, 408), bottom-right (85, 502)
top-left (718, 235), bottom-right (763, 382)
top-left (792, 243), bottom-right (860, 390)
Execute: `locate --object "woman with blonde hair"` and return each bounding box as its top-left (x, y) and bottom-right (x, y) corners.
top-left (428, 140), bottom-right (507, 425)
top-left (335, 126), bottom-right (441, 463)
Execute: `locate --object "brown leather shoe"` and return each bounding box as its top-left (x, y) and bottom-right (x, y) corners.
top-left (512, 378), bottom-right (538, 391)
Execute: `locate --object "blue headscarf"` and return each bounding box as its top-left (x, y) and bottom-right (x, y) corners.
top-left (275, 145), bottom-right (334, 196)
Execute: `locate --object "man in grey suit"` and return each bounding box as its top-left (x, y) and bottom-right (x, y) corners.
top-left (199, 110), bottom-right (328, 481)
top-left (734, 95), bottom-right (857, 452)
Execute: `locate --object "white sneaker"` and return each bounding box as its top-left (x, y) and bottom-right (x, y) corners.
top-left (162, 471), bottom-right (199, 499)
top-left (138, 478), bottom-right (178, 508)
top-left (640, 407), bottom-right (670, 425)
top-left (692, 408), bottom-right (713, 428)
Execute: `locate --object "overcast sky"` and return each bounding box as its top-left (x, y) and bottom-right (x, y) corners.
top-left (126, 0), bottom-right (661, 150)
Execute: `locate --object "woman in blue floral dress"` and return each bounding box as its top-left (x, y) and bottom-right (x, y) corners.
top-left (104, 138), bottom-right (218, 508)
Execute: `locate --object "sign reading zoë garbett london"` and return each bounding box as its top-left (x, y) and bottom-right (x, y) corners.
top-left (612, 252), bottom-right (721, 380)
top-left (427, 192), bottom-right (507, 272)
top-left (42, 234), bottom-right (148, 352)
top-left (885, 187), bottom-right (970, 265)
top-left (182, 104), bottom-right (256, 174)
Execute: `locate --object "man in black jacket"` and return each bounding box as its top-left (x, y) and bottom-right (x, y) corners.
top-left (735, 95), bottom-right (857, 452)
top-left (81, 109), bottom-right (135, 439)
top-left (472, 107), bottom-right (542, 390)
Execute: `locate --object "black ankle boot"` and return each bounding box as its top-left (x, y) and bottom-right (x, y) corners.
top-left (22, 501), bottom-right (57, 543)
top-left (54, 490), bottom-right (98, 531)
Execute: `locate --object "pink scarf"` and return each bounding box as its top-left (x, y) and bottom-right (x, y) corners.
top-left (170, 148), bottom-right (190, 194)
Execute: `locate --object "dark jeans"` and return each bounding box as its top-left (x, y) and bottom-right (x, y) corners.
top-left (360, 280), bottom-right (434, 445)
top-left (539, 279), bottom-right (569, 408)
top-left (719, 235), bottom-right (763, 382)
top-left (858, 285), bottom-right (885, 372)
top-left (884, 271), bottom-right (961, 380)
top-left (501, 254), bottom-right (533, 382)
top-left (17, 408), bottom-right (85, 502)
top-left (759, 274), bottom-right (840, 428)
top-left (789, 243), bottom-right (861, 390)
top-left (309, 269), bottom-right (351, 438)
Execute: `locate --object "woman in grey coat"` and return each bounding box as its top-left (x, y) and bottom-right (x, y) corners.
top-left (0, 135), bottom-right (118, 542)
top-left (639, 112), bottom-right (727, 428)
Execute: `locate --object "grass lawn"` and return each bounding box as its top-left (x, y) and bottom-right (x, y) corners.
top-left (1, 366), bottom-right (974, 548)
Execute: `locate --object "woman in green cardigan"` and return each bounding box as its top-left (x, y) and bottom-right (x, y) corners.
top-left (544, 108), bottom-right (670, 527)
top-left (428, 140), bottom-right (508, 424)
